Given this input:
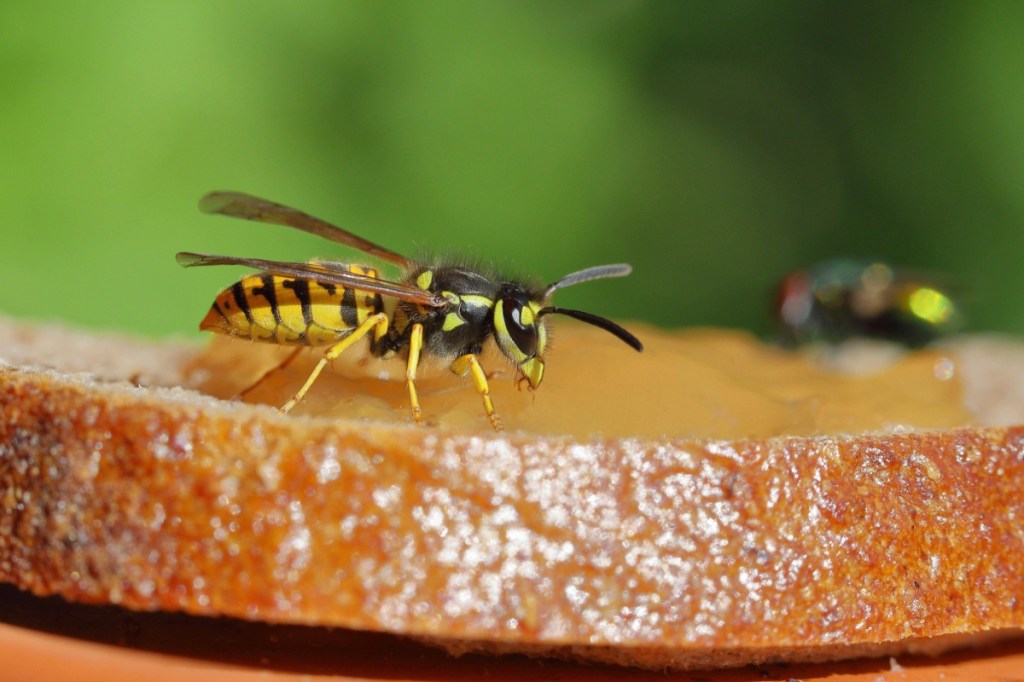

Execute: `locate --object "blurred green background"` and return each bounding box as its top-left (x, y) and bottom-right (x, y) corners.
top-left (3, 1), bottom-right (1024, 339)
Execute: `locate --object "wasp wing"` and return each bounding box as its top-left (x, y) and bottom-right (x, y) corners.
top-left (176, 252), bottom-right (446, 307)
top-left (198, 191), bottom-right (416, 269)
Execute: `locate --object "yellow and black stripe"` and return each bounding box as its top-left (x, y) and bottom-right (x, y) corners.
top-left (200, 263), bottom-right (384, 346)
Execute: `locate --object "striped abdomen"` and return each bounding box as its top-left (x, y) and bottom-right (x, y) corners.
top-left (199, 263), bottom-right (384, 346)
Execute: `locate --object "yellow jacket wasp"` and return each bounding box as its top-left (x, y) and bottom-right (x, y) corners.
top-left (178, 191), bottom-right (643, 430)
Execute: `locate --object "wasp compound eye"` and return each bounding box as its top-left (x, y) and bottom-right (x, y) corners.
top-left (502, 298), bottom-right (538, 358)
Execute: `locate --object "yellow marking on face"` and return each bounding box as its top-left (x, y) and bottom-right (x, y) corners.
top-left (536, 318), bottom-right (547, 356)
top-left (519, 305), bottom-right (535, 327)
top-left (443, 312), bottom-right (466, 331)
top-left (416, 270), bottom-right (433, 290)
top-left (521, 357), bottom-right (545, 388)
top-left (492, 299), bottom-right (527, 364)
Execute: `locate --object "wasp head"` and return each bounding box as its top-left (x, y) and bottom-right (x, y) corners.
top-left (492, 264), bottom-right (643, 390)
top-left (493, 284), bottom-right (547, 389)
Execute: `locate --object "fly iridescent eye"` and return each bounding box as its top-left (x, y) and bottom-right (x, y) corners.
top-left (775, 258), bottom-right (964, 347)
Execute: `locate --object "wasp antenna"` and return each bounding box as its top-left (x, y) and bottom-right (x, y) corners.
top-left (545, 263), bottom-right (633, 297)
top-left (540, 306), bottom-right (643, 352)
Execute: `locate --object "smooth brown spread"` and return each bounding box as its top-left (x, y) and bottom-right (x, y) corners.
top-left (186, 323), bottom-right (970, 439)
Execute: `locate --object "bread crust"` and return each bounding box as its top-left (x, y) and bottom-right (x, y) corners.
top-left (2, 328), bottom-right (1023, 669)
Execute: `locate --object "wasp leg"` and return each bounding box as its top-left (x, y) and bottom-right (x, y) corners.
top-left (450, 354), bottom-right (502, 431)
top-left (405, 323), bottom-right (425, 424)
top-left (235, 347), bottom-right (303, 401)
top-left (280, 312), bottom-right (389, 414)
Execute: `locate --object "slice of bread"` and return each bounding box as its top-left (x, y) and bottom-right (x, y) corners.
top-left (1, 315), bottom-right (1022, 670)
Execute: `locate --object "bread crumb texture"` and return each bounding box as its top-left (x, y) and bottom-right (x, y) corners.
top-left (1, 317), bottom-right (1023, 669)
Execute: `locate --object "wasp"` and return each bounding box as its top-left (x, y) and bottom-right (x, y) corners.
top-left (177, 191), bottom-right (643, 430)
top-left (775, 258), bottom-right (963, 347)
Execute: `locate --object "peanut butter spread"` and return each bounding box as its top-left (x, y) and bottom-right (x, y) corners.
top-left (188, 323), bottom-right (970, 438)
